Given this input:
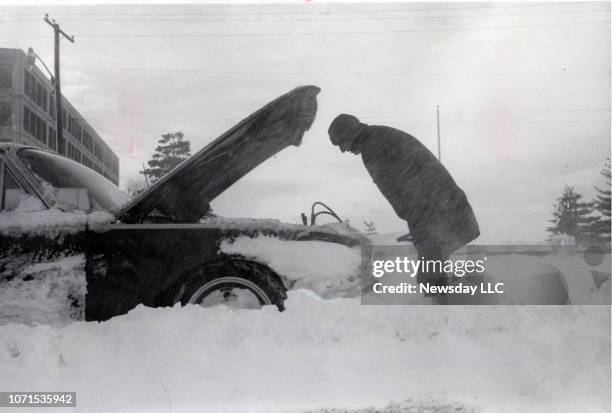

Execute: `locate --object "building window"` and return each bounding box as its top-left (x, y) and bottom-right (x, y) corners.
top-left (36, 83), bottom-right (42, 108)
top-left (111, 156), bottom-right (119, 175)
top-left (0, 67), bottom-right (11, 89)
top-left (24, 71), bottom-right (32, 99)
top-left (94, 142), bottom-right (103, 161)
top-left (48, 127), bottom-right (57, 151)
top-left (23, 105), bottom-right (30, 133)
top-left (23, 71), bottom-right (50, 113)
top-left (103, 149), bottom-right (112, 169)
top-left (82, 155), bottom-right (93, 169)
top-left (41, 88), bottom-right (47, 112)
top-left (49, 95), bottom-right (56, 119)
top-left (0, 102), bottom-right (10, 126)
top-left (58, 135), bottom-right (65, 155)
top-left (23, 105), bottom-right (47, 144)
top-left (35, 117), bottom-right (42, 142)
top-left (66, 142), bottom-right (81, 163)
top-left (83, 130), bottom-right (93, 152)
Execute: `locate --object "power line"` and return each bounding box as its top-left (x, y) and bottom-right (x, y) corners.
top-left (74, 114), bottom-right (611, 125)
top-left (0, 19), bottom-right (21, 48)
top-left (2, 19), bottom-right (608, 41)
top-left (77, 107), bottom-right (609, 118)
top-left (59, 20), bottom-right (610, 38)
top-left (60, 64), bottom-right (608, 78)
top-left (0, 2), bottom-right (605, 17)
top-left (320, 117), bottom-right (610, 124)
top-left (360, 109), bottom-right (612, 117)
top-left (387, 120), bottom-right (611, 124)
top-left (2, 8), bottom-right (609, 23)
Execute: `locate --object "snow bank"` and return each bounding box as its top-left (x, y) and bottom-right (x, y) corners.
top-left (0, 255), bottom-right (86, 327)
top-left (221, 236), bottom-right (363, 298)
top-left (0, 292), bottom-right (608, 412)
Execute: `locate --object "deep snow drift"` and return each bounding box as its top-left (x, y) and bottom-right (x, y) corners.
top-left (0, 291), bottom-right (609, 413)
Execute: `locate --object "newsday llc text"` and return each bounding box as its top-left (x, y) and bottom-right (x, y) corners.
top-left (371, 280), bottom-right (504, 296)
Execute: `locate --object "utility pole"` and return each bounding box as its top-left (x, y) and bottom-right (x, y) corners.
top-left (436, 105), bottom-right (441, 163)
top-left (44, 14), bottom-right (74, 155)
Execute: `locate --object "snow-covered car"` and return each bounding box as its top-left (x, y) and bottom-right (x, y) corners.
top-left (0, 85), bottom-right (370, 323)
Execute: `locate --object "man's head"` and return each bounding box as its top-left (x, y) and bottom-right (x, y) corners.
top-left (328, 114), bottom-right (365, 154)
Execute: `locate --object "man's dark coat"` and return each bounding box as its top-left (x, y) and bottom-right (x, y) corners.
top-left (357, 125), bottom-right (480, 258)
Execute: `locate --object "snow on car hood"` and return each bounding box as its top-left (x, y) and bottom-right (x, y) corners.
top-left (200, 215), bottom-right (368, 244)
top-left (118, 85), bottom-right (321, 223)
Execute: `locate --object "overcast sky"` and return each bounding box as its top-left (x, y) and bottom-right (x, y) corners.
top-left (1, 1), bottom-right (609, 243)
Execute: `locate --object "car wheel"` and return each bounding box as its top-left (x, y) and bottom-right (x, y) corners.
top-left (179, 260), bottom-right (286, 311)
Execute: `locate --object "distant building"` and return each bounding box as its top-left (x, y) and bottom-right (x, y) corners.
top-left (0, 47), bottom-right (119, 185)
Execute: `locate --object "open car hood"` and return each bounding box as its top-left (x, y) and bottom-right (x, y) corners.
top-left (118, 85), bottom-right (320, 223)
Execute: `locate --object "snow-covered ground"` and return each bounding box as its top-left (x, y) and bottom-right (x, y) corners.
top-left (0, 255), bottom-right (86, 326)
top-left (0, 291), bottom-right (609, 413)
top-left (1, 213), bottom-right (610, 412)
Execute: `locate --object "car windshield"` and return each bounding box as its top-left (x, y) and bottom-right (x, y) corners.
top-left (18, 149), bottom-right (130, 212)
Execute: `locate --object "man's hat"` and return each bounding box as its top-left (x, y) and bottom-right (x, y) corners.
top-left (328, 114), bottom-right (362, 145)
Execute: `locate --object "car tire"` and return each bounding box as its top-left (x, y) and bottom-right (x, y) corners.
top-left (178, 259), bottom-right (287, 311)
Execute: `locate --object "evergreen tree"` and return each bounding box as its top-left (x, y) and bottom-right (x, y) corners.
top-left (141, 132), bottom-right (191, 182)
top-left (547, 186), bottom-right (596, 246)
top-left (592, 158), bottom-right (611, 240)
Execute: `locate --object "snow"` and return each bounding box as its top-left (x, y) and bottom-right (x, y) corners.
top-left (0, 208), bottom-right (115, 236)
top-left (0, 209), bottom-right (88, 236)
top-left (202, 215), bottom-right (294, 228)
top-left (0, 255), bottom-right (86, 327)
top-left (202, 215), bottom-right (366, 240)
top-left (14, 193), bottom-right (46, 212)
top-left (0, 291), bottom-right (609, 412)
top-left (221, 236), bottom-right (363, 298)
top-left (86, 211), bottom-right (115, 230)
top-left (0, 214), bottom-right (609, 412)
top-left (201, 215), bottom-right (312, 234)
